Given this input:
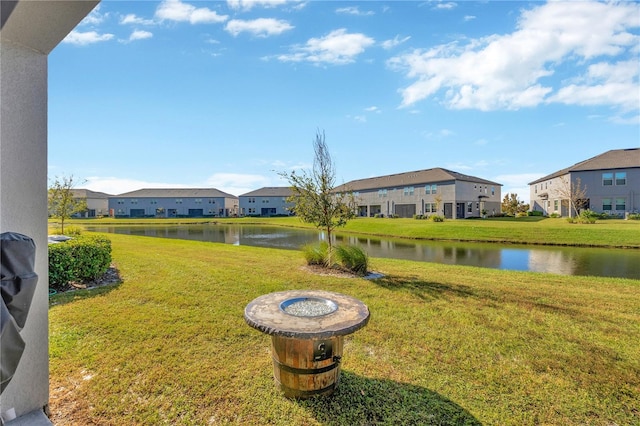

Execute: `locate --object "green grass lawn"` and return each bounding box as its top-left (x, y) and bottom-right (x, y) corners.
top-left (49, 233), bottom-right (640, 425)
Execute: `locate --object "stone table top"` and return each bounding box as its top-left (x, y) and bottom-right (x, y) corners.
top-left (244, 290), bottom-right (370, 339)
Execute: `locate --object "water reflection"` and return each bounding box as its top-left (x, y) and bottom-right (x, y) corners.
top-left (84, 224), bottom-right (640, 280)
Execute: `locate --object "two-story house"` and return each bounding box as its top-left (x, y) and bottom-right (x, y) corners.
top-left (239, 187), bottom-right (295, 217)
top-left (529, 148), bottom-right (640, 217)
top-left (108, 188), bottom-right (238, 218)
top-left (334, 168), bottom-right (502, 219)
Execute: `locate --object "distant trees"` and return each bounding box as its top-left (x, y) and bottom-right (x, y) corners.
top-left (501, 193), bottom-right (529, 216)
top-left (48, 175), bottom-right (86, 234)
top-left (280, 130), bottom-right (356, 261)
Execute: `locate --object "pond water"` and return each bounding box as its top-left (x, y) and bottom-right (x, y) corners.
top-left (84, 224), bottom-right (640, 280)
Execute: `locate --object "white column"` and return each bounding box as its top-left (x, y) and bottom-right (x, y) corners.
top-left (0, 1), bottom-right (99, 422)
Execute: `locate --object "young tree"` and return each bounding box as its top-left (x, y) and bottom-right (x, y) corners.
top-left (48, 175), bottom-right (87, 234)
top-left (280, 130), bottom-right (356, 261)
top-left (501, 193), bottom-right (528, 216)
top-left (556, 175), bottom-right (588, 217)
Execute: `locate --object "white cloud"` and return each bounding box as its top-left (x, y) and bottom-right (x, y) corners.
top-left (549, 60), bottom-right (640, 112)
top-left (84, 177), bottom-right (186, 195)
top-left (155, 0), bottom-right (228, 24)
top-left (63, 30), bottom-right (114, 46)
top-left (388, 1), bottom-right (640, 115)
top-left (129, 30), bottom-right (153, 42)
top-left (227, 0), bottom-right (290, 11)
top-left (464, 15), bottom-right (476, 22)
top-left (336, 6), bottom-right (374, 16)
top-left (381, 35), bottom-right (411, 50)
top-left (278, 29), bottom-right (375, 65)
top-left (79, 5), bottom-right (108, 26)
top-left (365, 106), bottom-right (381, 113)
top-left (225, 18), bottom-right (294, 37)
top-left (205, 173), bottom-right (272, 196)
top-left (434, 2), bottom-right (457, 11)
top-left (121, 14), bottom-right (156, 26)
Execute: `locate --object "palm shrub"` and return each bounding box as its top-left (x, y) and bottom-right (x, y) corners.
top-left (334, 244), bottom-right (369, 276)
top-left (302, 241), bottom-right (329, 266)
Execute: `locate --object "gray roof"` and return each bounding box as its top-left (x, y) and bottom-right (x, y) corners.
top-left (71, 189), bottom-right (112, 198)
top-left (529, 148), bottom-right (640, 185)
top-left (239, 187), bottom-right (294, 197)
top-left (115, 188), bottom-right (237, 199)
top-left (335, 168), bottom-right (502, 192)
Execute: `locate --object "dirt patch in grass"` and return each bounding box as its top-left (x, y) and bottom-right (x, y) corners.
top-left (301, 264), bottom-right (383, 279)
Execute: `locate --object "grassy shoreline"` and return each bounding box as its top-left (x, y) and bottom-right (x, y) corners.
top-left (49, 233), bottom-right (640, 425)
top-left (59, 215), bottom-right (640, 248)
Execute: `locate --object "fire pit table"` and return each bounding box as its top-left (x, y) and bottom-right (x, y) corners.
top-left (244, 289), bottom-right (370, 399)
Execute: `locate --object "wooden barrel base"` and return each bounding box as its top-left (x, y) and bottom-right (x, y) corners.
top-left (271, 335), bottom-right (343, 399)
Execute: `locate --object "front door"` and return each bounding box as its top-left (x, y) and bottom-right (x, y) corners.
top-left (444, 203), bottom-right (453, 219)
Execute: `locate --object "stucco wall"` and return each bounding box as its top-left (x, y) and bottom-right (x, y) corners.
top-left (0, 41), bottom-right (50, 421)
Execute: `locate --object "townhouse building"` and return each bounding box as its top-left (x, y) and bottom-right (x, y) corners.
top-left (70, 189), bottom-right (111, 218)
top-left (529, 148), bottom-right (640, 217)
top-left (238, 187), bottom-right (295, 217)
top-left (335, 168), bottom-right (502, 219)
top-left (108, 188), bottom-right (238, 218)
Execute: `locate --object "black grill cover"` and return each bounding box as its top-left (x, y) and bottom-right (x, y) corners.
top-left (1, 232), bottom-right (38, 394)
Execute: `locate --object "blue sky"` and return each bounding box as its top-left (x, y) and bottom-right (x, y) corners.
top-left (48, 0), bottom-right (640, 203)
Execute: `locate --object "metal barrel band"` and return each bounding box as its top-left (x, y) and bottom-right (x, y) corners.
top-left (272, 358), bottom-right (340, 375)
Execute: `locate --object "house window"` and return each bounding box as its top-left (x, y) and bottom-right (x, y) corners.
top-left (403, 187), bottom-right (414, 196)
top-left (131, 199), bottom-right (138, 204)
top-left (602, 198), bottom-right (612, 210)
top-left (425, 185), bottom-right (431, 194)
top-left (615, 198), bottom-right (626, 211)
top-left (150, 199), bottom-right (157, 205)
top-left (116, 208), bottom-right (124, 214)
top-left (195, 198), bottom-right (202, 204)
top-left (378, 189), bottom-right (387, 197)
top-left (467, 202), bottom-right (473, 213)
top-left (431, 184), bottom-right (437, 194)
top-left (262, 199), bottom-right (269, 203)
top-left (117, 199), bottom-right (125, 204)
top-left (208, 199), bottom-right (216, 204)
top-left (602, 173), bottom-right (613, 186)
top-left (554, 200), bottom-right (559, 211)
top-left (534, 185), bottom-right (537, 194)
top-left (491, 186), bottom-right (495, 196)
top-left (615, 172), bottom-right (626, 186)
top-left (176, 199), bottom-right (182, 204)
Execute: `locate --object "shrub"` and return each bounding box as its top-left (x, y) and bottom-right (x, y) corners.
top-left (549, 213), bottom-right (561, 218)
top-left (628, 213), bottom-right (640, 220)
top-left (413, 214), bottom-right (423, 220)
top-left (429, 215), bottom-right (445, 222)
top-left (528, 210), bottom-right (543, 216)
top-left (64, 225), bottom-right (84, 236)
top-left (334, 244), bottom-right (369, 276)
top-left (49, 234), bottom-right (112, 290)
